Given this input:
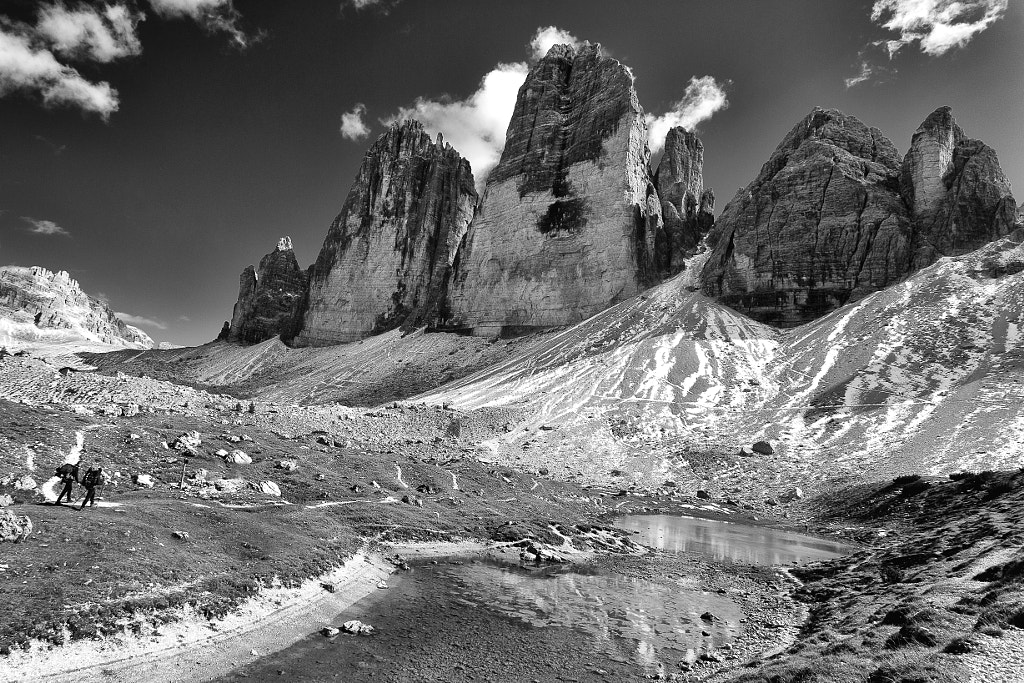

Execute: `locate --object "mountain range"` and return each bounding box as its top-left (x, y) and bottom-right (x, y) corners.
top-left (225, 42), bottom-right (1020, 350)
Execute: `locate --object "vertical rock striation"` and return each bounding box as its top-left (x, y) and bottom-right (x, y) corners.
top-left (444, 42), bottom-right (662, 336)
top-left (654, 127), bottom-right (715, 276)
top-left (227, 236), bottom-right (309, 344)
top-left (901, 106), bottom-right (1018, 268)
top-left (294, 121), bottom-right (477, 346)
top-left (700, 106), bottom-right (1017, 327)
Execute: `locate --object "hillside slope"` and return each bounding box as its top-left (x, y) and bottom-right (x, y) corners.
top-left (420, 232), bottom-right (1024, 487)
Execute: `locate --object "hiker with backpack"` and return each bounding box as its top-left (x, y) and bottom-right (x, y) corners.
top-left (79, 466), bottom-right (104, 509)
top-left (54, 462), bottom-right (79, 505)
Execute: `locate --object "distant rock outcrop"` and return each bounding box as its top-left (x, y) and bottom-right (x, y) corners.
top-left (901, 106), bottom-right (1018, 268)
top-left (700, 106), bottom-right (1017, 327)
top-left (294, 121), bottom-right (477, 346)
top-left (227, 237), bottom-right (309, 344)
top-left (0, 266), bottom-right (155, 348)
top-left (444, 42), bottom-right (662, 336)
top-left (654, 127), bottom-right (715, 276)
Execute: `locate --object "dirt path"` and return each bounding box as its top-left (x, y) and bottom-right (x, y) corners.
top-left (1, 551), bottom-right (393, 683)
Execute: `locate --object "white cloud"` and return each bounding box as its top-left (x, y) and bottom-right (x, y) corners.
top-left (529, 26), bottom-right (581, 60)
top-left (384, 27), bottom-right (727, 188)
top-left (0, 26), bottom-right (119, 117)
top-left (36, 4), bottom-right (143, 63)
top-left (22, 217), bottom-right (70, 236)
top-left (340, 103), bottom-right (371, 140)
top-left (115, 311), bottom-right (168, 330)
top-left (384, 62), bottom-right (529, 188)
top-left (147, 0), bottom-right (259, 49)
top-left (341, 0), bottom-right (398, 11)
top-left (870, 0), bottom-right (1008, 56)
top-left (382, 25), bottom-right (582, 187)
top-left (845, 61), bottom-right (874, 88)
top-left (646, 76), bottom-right (730, 153)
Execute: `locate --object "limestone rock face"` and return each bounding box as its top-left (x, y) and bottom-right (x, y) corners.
top-left (444, 42), bottom-right (661, 336)
top-left (295, 121), bottom-right (477, 346)
top-left (227, 237), bottom-right (309, 344)
top-left (654, 127), bottom-right (715, 276)
top-left (901, 106), bottom-right (1018, 268)
top-left (700, 107), bottom-right (912, 327)
top-left (0, 266), bottom-right (155, 348)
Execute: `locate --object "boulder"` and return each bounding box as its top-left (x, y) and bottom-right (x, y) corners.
top-left (696, 490), bottom-right (711, 500)
top-left (321, 627), bottom-right (340, 637)
top-left (0, 494), bottom-right (13, 507)
top-left (340, 620), bottom-right (375, 635)
top-left (133, 473), bottom-right (155, 488)
top-left (780, 487), bottom-right (804, 503)
top-left (225, 450), bottom-right (252, 465)
top-left (0, 509), bottom-right (32, 542)
top-left (752, 441), bottom-right (774, 455)
top-left (276, 459), bottom-right (298, 472)
top-left (213, 478), bottom-right (246, 493)
top-left (295, 121), bottom-right (477, 345)
top-left (227, 237), bottom-right (310, 344)
top-left (189, 469), bottom-right (210, 484)
top-left (444, 42), bottom-right (662, 336)
top-left (13, 476), bottom-right (36, 491)
top-left (258, 481), bottom-right (281, 497)
top-left (172, 431), bottom-right (202, 456)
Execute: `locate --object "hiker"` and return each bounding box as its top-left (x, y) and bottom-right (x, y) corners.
top-left (55, 462), bottom-right (79, 505)
top-left (79, 466), bottom-right (103, 509)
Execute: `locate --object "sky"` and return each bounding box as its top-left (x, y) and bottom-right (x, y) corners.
top-left (0, 0), bottom-right (1021, 346)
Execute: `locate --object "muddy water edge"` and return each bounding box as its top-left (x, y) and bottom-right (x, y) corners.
top-left (213, 524), bottom-right (837, 682)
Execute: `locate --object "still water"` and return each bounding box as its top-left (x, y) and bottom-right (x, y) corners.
top-left (615, 514), bottom-right (854, 565)
top-left (217, 519), bottom-right (852, 682)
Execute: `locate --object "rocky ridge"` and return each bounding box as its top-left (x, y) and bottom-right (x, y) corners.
top-left (444, 42), bottom-right (663, 336)
top-left (224, 51), bottom-right (1015, 344)
top-left (902, 106), bottom-right (1019, 269)
top-left (227, 236), bottom-right (309, 344)
top-left (700, 106), bottom-right (1018, 327)
top-left (0, 266), bottom-right (154, 350)
top-left (654, 126), bottom-right (715, 277)
top-left (294, 121), bottom-right (478, 346)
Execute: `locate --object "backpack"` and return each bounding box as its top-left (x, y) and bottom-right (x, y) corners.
top-left (83, 469), bottom-right (101, 487)
top-left (56, 463), bottom-right (75, 480)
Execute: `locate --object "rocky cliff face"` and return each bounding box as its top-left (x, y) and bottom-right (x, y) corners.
top-left (700, 107), bottom-right (912, 326)
top-left (294, 121), bottom-right (477, 346)
top-left (227, 237), bottom-right (309, 344)
top-left (0, 266), bottom-right (155, 348)
top-left (901, 106), bottom-right (1018, 268)
top-left (700, 106), bottom-right (1017, 327)
top-left (654, 127), bottom-right (715, 276)
top-left (444, 42), bottom-right (662, 336)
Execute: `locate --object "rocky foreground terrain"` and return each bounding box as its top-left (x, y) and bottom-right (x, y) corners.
top-left (2, 334), bottom-right (1024, 681)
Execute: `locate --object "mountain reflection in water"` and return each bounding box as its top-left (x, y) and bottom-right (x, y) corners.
top-left (616, 515), bottom-right (853, 565)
